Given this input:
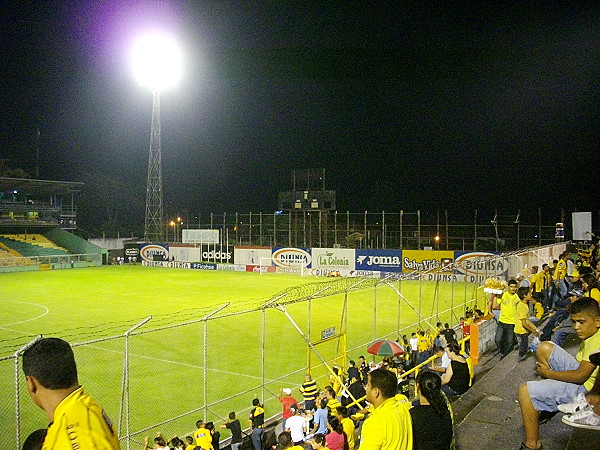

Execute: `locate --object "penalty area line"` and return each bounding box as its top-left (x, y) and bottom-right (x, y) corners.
top-left (85, 344), bottom-right (273, 382)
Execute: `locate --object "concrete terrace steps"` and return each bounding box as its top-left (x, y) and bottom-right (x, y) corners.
top-left (453, 337), bottom-right (598, 450)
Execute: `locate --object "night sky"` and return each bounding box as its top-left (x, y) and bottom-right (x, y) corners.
top-left (2, 1), bottom-right (598, 230)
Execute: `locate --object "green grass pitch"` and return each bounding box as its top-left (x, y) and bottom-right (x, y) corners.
top-left (0, 266), bottom-right (483, 447)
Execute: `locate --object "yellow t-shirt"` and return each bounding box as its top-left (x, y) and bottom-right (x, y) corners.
top-left (585, 288), bottom-right (600, 303)
top-left (360, 397), bottom-right (412, 450)
top-left (194, 427), bottom-right (213, 449)
top-left (554, 259), bottom-right (567, 280)
top-left (341, 416), bottom-right (356, 450)
top-left (417, 337), bottom-right (429, 352)
top-left (533, 302), bottom-right (544, 320)
top-left (577, 328), bottom-right (600, 391)
top-left (42, 387), bottom-right (120, 450)
top-left (514, 301), bottom-right (529, 335)
top-left (498, 292), bottom-right (520, 325)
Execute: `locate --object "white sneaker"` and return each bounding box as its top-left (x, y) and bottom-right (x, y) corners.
top-left (557, 392), bottom-right (588, 414)
top-left (561, 406), bottom-right (600, 430)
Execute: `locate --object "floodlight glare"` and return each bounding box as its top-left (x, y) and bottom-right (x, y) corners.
top-left (131, 32), bottom-right (182, 91)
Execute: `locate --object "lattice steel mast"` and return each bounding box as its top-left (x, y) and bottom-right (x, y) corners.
top-left (144, 89), bottom-right (164, 242)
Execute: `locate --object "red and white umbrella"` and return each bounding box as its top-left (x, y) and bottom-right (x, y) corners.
top-left (367, 339), bottom-right (405, 357)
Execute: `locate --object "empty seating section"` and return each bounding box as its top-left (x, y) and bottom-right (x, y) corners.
top-left (0, 234), bottom-right (71, 258)
top-left (0, 245), bottom-right (35, 266)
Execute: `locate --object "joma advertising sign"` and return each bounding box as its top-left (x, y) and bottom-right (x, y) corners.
top-left (355, 249), bottom-right (402, 272)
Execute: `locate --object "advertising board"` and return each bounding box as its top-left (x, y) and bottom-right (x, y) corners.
top-left (355, 249), bottom-right (402, 272)
top-left (401, 250), bottom-right (454, 273)
top-left (311, 248), bottom-right (356, 270)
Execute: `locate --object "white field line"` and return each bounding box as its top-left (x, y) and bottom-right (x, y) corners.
top-left (0, 301), bottom-right (49, 327)
top-left (85, 344), bottom-right (273, 382)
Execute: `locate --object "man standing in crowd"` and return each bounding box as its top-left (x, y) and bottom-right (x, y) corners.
top-left (494, 279), bottom-right (520, 359)
top-left (22, 337), bottom-right (120, 449)
top-left (249, 397), bottom-right (265, 450)
top-left (360, 368), bottom-right (412, 450)
top-left (299, 374), bottom-right (318, 411)
top-left (278, 388), bottom-right (297, 429)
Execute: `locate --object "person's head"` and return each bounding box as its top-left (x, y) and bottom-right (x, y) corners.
top-left (436, 322), bottom-right (442, 328)
top-left (366, 369), bottom-right (397, 407)
top-left (22, 338), bottom-right (78, 390)
top-left (358, 355), bottom-right (365, 363)
top-left (415, 370), bottom-right (448, 416)
top-left (507, 279), bottom-right (518, 293)
top-left (465, 311), bottom-right (473, 319)
top-left (304, 373), bottom-right (312, 382)
top-left (517, 286), bottom-right (532, 302)
top-left (22, 429), bottom-right (48, 450)
top-left (319, 398), bottom-right (327, 409)
top-left (252, 398), bottom-right (260, 407)
top-left (434, 346), bottom-right (445, 357)
top-left (418, 330), bottom-right (424, 336)
top-left (310, 433), bottom-right (326, 449)
top-left (335, 406), bottom-right (348, 419)
top-left (282, 388), bottom-right (292, 396)
top-left (327, 415), bottom-right (344, 434)
top-left (446, 341), bottom-right (462, 358)
top-left (186, 436), bottom-right (194, 445)
top-left (570, 297), bottom-right (600, 340)
top-left (155, 436), bottom-right (167, 447)
top-left (444, 323), bottom-right (450, 329)
top-left (581, 273), bottom-right (598, 292)
top-left (196, 419), bottom-right (204, 428)
top-left (228, 411), bottom-right (236, 420)
top-left (349, 360), bottom-right (356, 367)
top-left (542, 263), bottom-right (549, 272)
top-left (323, 386), bottom-right (336, 399)
top-left (205, 422), bottom-right (214, 431)
top-left (22, 338), bottom-right (79, 413)
top-left (411, 332), bottom-right (416, 337)
top-left (516, 273), bottom-right (524, 281)
top-left (531, 265), bottom-right (538, 274)
top-left (277, 431), bottom-right (293, 449)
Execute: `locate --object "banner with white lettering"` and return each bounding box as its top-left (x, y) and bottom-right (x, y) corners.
top-left (355, 249), bottom-right (402, 272)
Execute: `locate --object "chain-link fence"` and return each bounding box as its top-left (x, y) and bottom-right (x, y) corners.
top-left (3, 242), bottom-right (566, 449)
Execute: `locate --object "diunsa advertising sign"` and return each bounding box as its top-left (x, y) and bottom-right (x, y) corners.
top-left (271, 247), bottom-right (311, 268)
top-left (454, 252), bottom-right (508, 277)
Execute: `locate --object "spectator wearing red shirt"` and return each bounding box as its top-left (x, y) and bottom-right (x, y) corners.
top-left (279, 388), bottom-right (298, 430)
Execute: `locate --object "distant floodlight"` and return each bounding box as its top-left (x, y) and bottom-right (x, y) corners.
top-left (131, 32), bottom-right (182, 91)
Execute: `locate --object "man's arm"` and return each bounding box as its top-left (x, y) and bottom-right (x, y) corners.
top-left (536, 360), bottom-right (596, 384)
top-left (441, 363), bottom-right (453, 386)
top-left (521, 318), bottom-right (539, 336)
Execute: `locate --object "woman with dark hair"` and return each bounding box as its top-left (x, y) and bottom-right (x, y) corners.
top-left (581, 273), bottom-right (600, 302)
top-left (441, 342), bottom-right (471, 396)
top-left (325, 416), bottom-right (349, 450)
top-left (410, 371), bottom-right (453, 449)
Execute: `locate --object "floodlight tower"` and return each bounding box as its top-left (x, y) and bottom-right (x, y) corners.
top-left (131, 33), bottom-right (182, 242)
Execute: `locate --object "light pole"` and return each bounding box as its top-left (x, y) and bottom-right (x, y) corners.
top-left (131, 32), bottom-right (182, 243)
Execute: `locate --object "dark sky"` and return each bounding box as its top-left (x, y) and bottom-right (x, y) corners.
top-left (1, 1), bottom-right (598, 226)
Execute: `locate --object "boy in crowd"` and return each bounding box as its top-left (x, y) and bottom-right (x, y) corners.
top-left (517, 297), bottom-right (600, 450)
top-left (514, 287), bottom-right (540, 361)
top-left (494, 279), bottom-right (520, 359)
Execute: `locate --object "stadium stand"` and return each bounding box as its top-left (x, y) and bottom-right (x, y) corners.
top-left (0, 234), bottom-right (71, 257)
top-left (453, 335), bottom-right (597, 449)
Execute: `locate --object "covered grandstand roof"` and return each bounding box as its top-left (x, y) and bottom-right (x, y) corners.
top-left (0, 177), bottom-right (83, 196)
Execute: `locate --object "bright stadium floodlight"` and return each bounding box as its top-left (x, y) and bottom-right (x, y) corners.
top-left (131, 32), bottom-right (183, 243)
top-left (131, 32), bottom-right (182, 92)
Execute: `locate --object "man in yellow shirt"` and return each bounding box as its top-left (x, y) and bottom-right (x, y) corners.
top-left (22, 337), bottom-right (120, 449)
top-left (493, 279), bottom-right (520, 359)
top-left (360, 368), bottom-right (412, 450)
top-left (518, 298), bottom-right (600, 450)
